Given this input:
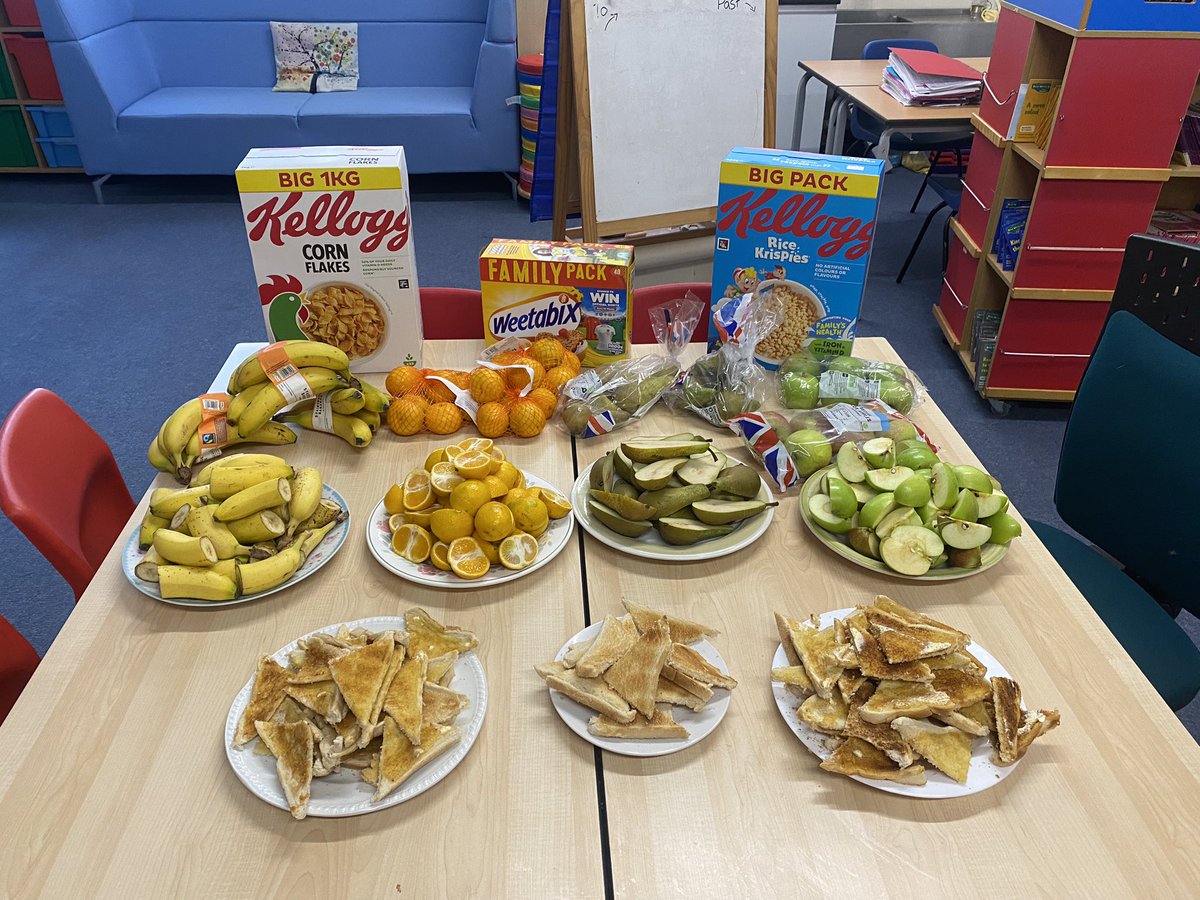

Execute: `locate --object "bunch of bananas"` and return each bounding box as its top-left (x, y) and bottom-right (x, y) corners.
top-left (150, 396), bottom-right (296, 485)
top-left (275, 380), bottom-right (390, 449)
top-left (134, 453), bottom-right (346, 601)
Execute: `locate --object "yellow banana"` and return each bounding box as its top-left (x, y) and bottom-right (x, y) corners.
top-left (192, 453), bottom-right (290, 486)
top-left (168, 503), bottom-right (194, 532)
top-left (227, 381), bottom-right (272, 424)
top-left (148, 437), bottom-right (174, 475)
top-left (330, 388), bottom-right (365, 414)
top-left (159, 398), bottom-right (205, 466)
top-left (233, 367), bottom-right (350, 436)
top-left (158, 566), bottom-right (238, 601)
top-left (236, 545), bottom-right (303, 594)
top-left (138, 513), bottom-right (169, 550)
top-left (209, 461), bottom-right (295, 500)
top-left (135, 547), bottom-right (165, 582)
top-left (353, 409), bottom-right (381, 433)
top-left (226, 510), bottom-right (287, 544)
top-left (228, 341), bottom-right (350, 393)
top-left (214, 477), bottom-right (292, 522)
top-left (359, 381), bottom-right (392, 414)
top-left (298, 519), bottom-right (339, 559)
top-left (232, 422), bottom-right (297, 447)
top-left (286, 467), bottom-right (323, 536)
top-left (185, 505), bottom-right (251, 560)
top-left (277, 409), bottom-right (372, 447)
top-left (153, 530), bottom-right (218, 566)
top-left (296, 499), bottom-right (343, 532)
top-left (149, 485), bottom-right (211, 519)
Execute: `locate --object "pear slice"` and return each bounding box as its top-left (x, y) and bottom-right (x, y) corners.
top-left (808, 494), bottom-right (854, 534)
top-left (676, 456), bottom-right (723, 487)
top-left (590, 454), bottom-right (610, 489)
top-left (859, 492), bottom-right (897, 529)
top-left (947, 546), bottom-right (982, 568)
top-left (930, 462), bottom-right (959, 509)
top-left (861, 437), bottom-right (896, 469)
top-left (874, 506), bottom-right (918, 539)
top-left (880, 525), bottom-right (945, 577)
top-left (952, 464), bottom-right (992, 495)
top-left (848, 526), bottom-right (882, 560)
top-left (588, 500), bottom-right (653, 538)
top-left (836, 442), bottom-right (869, 483)
top-left (637, 484), bottom-right (710, 519)
top-left (612, 448), bottom-right (640, 485)
top-left (827, 475), bottom-right (857, 518)
top-left (621, 439), bottom-right (711, 463)
top-left (948, 489), bottom-right (979, 523)
top-left (848, 482), bottom-right (878, 506)
top-left (632, 458), bottom-right (689, 491)
top-left (654, 517), bottom-right (735, 545)
top-left (690, 498), bottom-right (774, 525)
top-left (941, 520), bottom-right (993, 550)
top-left (588, 489), bottom-right (656, 521)
top-left (610, 480), bottom-right (639, 500)
top-left (974, 490), bottom-right (1009, 519)
top-left (863, 466), bottom-right (916, 493)
top-left (711, 464), bottom-right (761, 499)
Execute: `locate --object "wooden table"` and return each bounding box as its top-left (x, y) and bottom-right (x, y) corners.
top-left (3, 337), bottom-right (1200, 898)
top-left (840, 83), bottom-right (980, 162)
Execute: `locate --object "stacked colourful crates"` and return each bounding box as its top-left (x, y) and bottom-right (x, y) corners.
top-left (517, 53), bottom-right (543, 200)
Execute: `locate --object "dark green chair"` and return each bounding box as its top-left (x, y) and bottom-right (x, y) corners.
top-left (1028, 234), bottom-right (1200, 710)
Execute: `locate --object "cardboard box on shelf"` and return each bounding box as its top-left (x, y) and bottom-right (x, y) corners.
top-left (479, 239), bottom-right (634, 366)
top-left (237, 146), bottom-right (422, 373)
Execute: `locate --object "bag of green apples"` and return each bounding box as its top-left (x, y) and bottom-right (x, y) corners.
top-left (775, 348), bottom-right (927, 414)
top-left (558, 293), bottom-right (706, 437)
top-left (727, 399), bottom-right (937, 492)
top-left (666, 290), bottom-right (785, 426)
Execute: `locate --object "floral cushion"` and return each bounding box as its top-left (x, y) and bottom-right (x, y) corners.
top-left (271, 22), bottom-right (358, 93)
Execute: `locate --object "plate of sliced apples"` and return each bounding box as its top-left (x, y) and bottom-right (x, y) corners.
top-left (798, 437), bottom-right (1021, 580)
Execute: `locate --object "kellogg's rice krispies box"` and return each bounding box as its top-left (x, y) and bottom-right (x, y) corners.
top-left (237, 146), bottom-right (422, 373)
top-left (711, 148), bottom-right (884, 362)
top-left (480, 239), bottom-right (634, 367)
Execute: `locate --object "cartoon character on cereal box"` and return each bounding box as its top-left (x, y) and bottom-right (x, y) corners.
top-left (724, 266), bottom-right (762, 298)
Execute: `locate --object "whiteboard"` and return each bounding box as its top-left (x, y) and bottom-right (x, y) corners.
top-left (576, 0), bottom-right (770, 229)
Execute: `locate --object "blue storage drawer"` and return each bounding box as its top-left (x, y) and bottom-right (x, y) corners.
top-left (27, 105), bottom-right (73, 139)
top-left (36, 137), bottom-right (81, 168)
top-left (1012, 0), bottom-right (1200, 32)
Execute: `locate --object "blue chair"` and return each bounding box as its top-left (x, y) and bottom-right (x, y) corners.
top-left (896, 172), bottom-right (961, 283)
top-left (1028, 234), bottom-right (1200, 710)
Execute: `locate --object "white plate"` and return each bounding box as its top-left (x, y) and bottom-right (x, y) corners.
top-left (225, 616), bottom-right (487, 818)
top-left (545, 621), bottom-right (732, 758)
top-left (366, 471), bottom-right (575, 589)
top-left (571, 459), bottom-right (774, 562)
top-left (122, 485), bottom-right (350, 608)
top-left (772, 607), bottom-right (1020, 799)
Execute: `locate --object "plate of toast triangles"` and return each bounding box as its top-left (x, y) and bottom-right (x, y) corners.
top-left (225, 612), bottom-right (487, 818)
top-left (537, 600), bottom-right (736, 758)
top-left (770, 597), bottom-right (1060, 799)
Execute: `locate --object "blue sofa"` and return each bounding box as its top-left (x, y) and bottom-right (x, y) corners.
top-left (36, 0), bottom-right (519, 175)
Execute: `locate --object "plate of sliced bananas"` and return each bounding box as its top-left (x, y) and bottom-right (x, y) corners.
top-left (123, 454), bottom-right (350, 608)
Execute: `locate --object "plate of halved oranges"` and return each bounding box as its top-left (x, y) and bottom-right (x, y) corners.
top-left (366, 439), bottom-right (575, 589)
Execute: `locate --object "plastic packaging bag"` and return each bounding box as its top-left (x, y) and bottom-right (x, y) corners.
top-left (773, 348), bottom-right (928, 415)
top-left (558, 293), bottom-right (705, 437)
top-left (667, 291), bottom-right (784, 425)
top-left (727, 399), bottom-right (938, 492)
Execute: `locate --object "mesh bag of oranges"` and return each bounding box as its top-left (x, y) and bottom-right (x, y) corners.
top-left (380, 438), bottom-right (573, 580)
top-left (384, 337), bottom-right (580, 439)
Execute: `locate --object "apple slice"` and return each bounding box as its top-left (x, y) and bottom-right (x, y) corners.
top-left (808, 494), bottom-right (854, 534)
top-left (894, 474), bottom-right (931, 508)
top-left (880, 525), bottom-right (945, 576)
top-left (875, 506), bottom-right (918, 539)
top-left (941, 520), bottom-right (993, 550)
top-left (849, 482), bottom-right (878, 506)
top-left (930, 462), bottom-right (958, 510)
top-left (917, 502), bottom-right (940, 526)
top-left (982, 512), bottom-right (1022, 545)
top-left (827, 475), bottom-right (857, 518)
top-left (948, 488), bottom-right (979, 523)
top-left (863, 465), bottom-right (916, 492)
top-left (859, 492), bottom-right (897, 529)
top-left (953, 464), bottom-right (992, 494)
top-left (947, 547), bottom-right (982, 568)
top-left (836, 442), bottom-right (869, 483)
top-left (974, 489), bottom-right (1009, 519)
top-left (861, 437), bottom-right (895, 469)
top-left (848, 526), bottom-right (882, 560)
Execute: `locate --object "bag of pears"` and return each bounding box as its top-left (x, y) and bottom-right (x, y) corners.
top-left (774, 348), bottom-right (928, 414)
top-left (558, 293), bottom-right (705, 437)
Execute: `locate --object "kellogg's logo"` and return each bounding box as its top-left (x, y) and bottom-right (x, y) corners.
top-left (245, 191), bottom-right (410, 253)
top-left (490, 292), bottom-right (580, 338)
top-left (716, 189), bottom-right (874, 260)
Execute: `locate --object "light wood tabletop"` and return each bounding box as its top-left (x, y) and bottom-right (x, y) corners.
top-left (2, 337), bottom-right (1200, 898)
top-left (0, 341), bottom-right (604, 899)
top-left (577, 338), bottom-right (1200, 898)
top-left (839, 83), bottom-right (980, 125)
top-left (798, 57), bottom-right (989, 89)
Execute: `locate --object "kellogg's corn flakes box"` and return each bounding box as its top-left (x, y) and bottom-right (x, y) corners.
top-left (480, 239), bottom-right (634, 367)
top-left (711, 148), bottom-right (884, 363)
top-left (237, 146), bottom-right (422, 373)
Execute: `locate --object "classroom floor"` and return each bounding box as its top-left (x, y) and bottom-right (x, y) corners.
top-left (1, 167), bottom-right (1197, 738)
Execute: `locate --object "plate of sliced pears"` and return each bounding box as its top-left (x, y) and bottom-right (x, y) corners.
top-left (799, 437), bottom-right (1022, 580)
top-left (571, 434), bottom-right (777, 561)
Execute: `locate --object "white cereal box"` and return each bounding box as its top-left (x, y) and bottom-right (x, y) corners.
top-left (237, 146), bottom-right (423, 372)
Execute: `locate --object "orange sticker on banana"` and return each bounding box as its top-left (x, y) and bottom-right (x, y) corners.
top-left (197, 392), bottom-right (231, 453)
top-left (257, 342), bottom-right (314, 404)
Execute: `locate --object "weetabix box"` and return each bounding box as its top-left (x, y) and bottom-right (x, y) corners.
top-left (479, 239), bottom-right (634, 367)
top-left (237, 146), bottom-right (422, 373)
top-left (711, 148), bottom-right (884, 362)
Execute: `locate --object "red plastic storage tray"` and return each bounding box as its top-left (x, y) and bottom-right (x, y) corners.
top-left (2, 0), bottom-right (40, 27)
top-left (2, 35), bottom-right (62, 101)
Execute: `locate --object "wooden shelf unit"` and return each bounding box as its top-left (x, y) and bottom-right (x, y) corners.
top-left (0, 8), bottom-right (77, 174)
top-left (935, 2), bottom-right (1200, 405)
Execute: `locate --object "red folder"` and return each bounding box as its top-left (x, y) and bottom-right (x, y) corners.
top-left (890, 48), bottom-right (982, 80)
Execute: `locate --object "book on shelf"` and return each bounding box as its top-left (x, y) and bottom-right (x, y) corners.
top-left (881, 48), bottom-right (982, 107)
top-left (1176, 103), bottom-right (1200, 166)
top-left (1007, 79), bottom-right (1061, 143)
top-left (1149, 209), bottom-right (1200, 245)
top-left (991, 199), bottom-right (1030, 271)
top-left (971, 310), bottom-right (1002, 394)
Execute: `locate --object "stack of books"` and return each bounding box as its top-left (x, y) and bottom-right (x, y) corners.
top-left (971, 310), bottom-right (1002, 394)
top-left (881, 48), bottom-right (982, 107)
top-left (991, 199), bottom-right (1031, 271)
top-left (1176, 103), bottom-right (1200, 166)
top-left (1149, 209), bottom-right (1200, 245)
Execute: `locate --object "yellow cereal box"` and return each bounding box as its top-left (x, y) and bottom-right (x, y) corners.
top-left (479, 239), bottom-right (634, 366)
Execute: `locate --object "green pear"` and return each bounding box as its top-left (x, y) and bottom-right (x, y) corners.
top-left (953, 464), bottom-right (993, 494)
top-left (948, 489), bottom-right (979, 523)
top-left (691, 498), bottom-right (775, 525)
top-left (879, 525), bottom-right (944, 576)
top-left (631, 458), bottom-right (688, 491)
top-left (836, 442), bottom-right (869, 483)
top-left (589, 489), bottom-right (656, 521)
top-left (859, 492), bottom-right (897, 529)
top-left (589, 453), bottom-right (611, 489)
top-left (676, 456), bottom-right (723, 487)
top-left (655, 517), bottom-right (735, 545)
top-left (864, 466), bottom-right (916, 492)
top-left (637, 484), bottom-right (710, 519)
top-left (808, 494), bottom-right (854, 534)
top-left (588, 500), bottom-right (653, 538)
top-left (611, 480), bottom-right (639, 499)
top-left (827, 475), bottom-right (857, 518)
top-left (861, 437), bottom-right (896, 469)
top-left (562, 400), bottom-right (592, 435)
top-left (941, 520), bottom-right (993, 550)
top-left (712, 464), bottom-right (761, 499)
top-left (620, 438), bottom-right (712, 463)
top-left (894, 475), bottom-right (932, 509)
top-left (612, 447), bottom-right (639, 485)
top-left (982, 512), bottom-right (1022, 545)
top-left (930, 462), bottom-right (959, 509)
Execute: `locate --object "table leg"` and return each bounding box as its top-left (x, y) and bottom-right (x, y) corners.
top-left (791, 72), bottom-right (814, 151)
top-left (875, 127), bottom-right (896, 170)
top-left (828, 97), bottom-right (849, 156)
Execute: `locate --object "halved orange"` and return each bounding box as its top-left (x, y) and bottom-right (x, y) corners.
top-left (392, 524), bottom-right (432, 564)
top-left (383, 483), bottom-right (406, 516)
top-left (453, 449), bottom-right (493, 480)
top-left (402, 469), bottom-right (434, 511)
top-left (448, 536), bottom-right (490, 579)
top-left (429, 461), bottom-right (465, 498)
top-left (499, 532), bottom-right (539, 570)
top-left (430, 541), bottom-right (451, 571)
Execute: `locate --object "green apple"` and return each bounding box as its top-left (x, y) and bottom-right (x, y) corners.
top-left (917, 502), bottom-right (940, 526)
top-left (982, 512), bottom-right (1022, 545)
top-left (898, 438), bottom-right (928, 452)
top-left (886, 419), bottom-right (919, 444)
top-left (915, 468), bottom-right (933, 482)
top-left (875, 506), bottom-right (919, 539)
top-left (948, 488), bottom-right (979, 523)
top-left (788, 411), bottom-right (823, 434)
top-left (894, 474), bottom-right (932, 508)
top-left (941, 520), bottom-right (993, 550)
top-left (783, 429), bottom-right (832, 476)
top-left (864, 465), bottom-right (916, 492)
top-left (827, 356), bottom-right (865, 375)
top-left (878, 379), bottom-right (915, 414)
top-left (779, 372), bottom-right (820, 410)
top-left (930, 462), bottom-right (959, 510)
top-left (827, 475), bottom-right (857, 518)
top-left (861, 437), bottom-right (895, 469)
top-left (953, 464), bottom-right (993, 494)
top-left (896, 445), bottom-right (938, 470)
top-left (848, 526), bottom-right (882, 560)
top-left (975, 490), bottom-right (1009, 519)
top-left (880, 525), bottom-right (945, 576)
top-left (859, 492), bottom-right (897, 529)
top-left (808, 494), bottom-right (853, 533)
top-left (836, 442), bottom-right (869, 483)
top-left (780, 353), bottom-right (824, 377)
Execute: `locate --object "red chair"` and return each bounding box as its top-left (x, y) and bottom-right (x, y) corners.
top-left (419, 288), bottom-right (484, 340)
top-left (631, 283), bottom-right (712, 344)
top-left (0, 615), bottom-right (39, 724)
top-left (0, 389), bottom-right (135, 600)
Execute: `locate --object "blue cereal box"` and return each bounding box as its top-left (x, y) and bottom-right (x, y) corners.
top-left (711, 148), bottom-right (885, 362)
